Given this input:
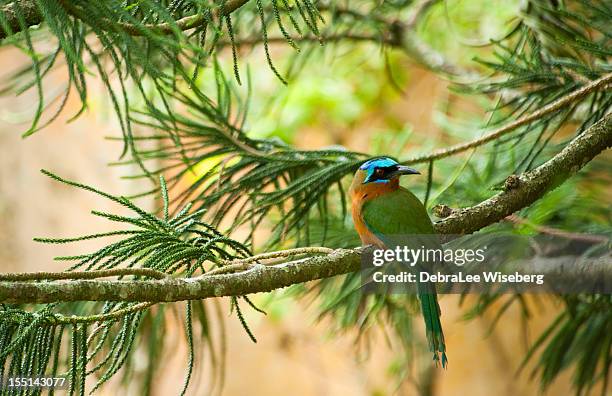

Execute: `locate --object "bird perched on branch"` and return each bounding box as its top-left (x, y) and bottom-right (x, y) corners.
top-left (349, 157), bottom-right (447, 367)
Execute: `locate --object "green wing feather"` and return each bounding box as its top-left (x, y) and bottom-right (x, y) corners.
top-left (362, 188), bottom-right (448, 368)
top-left (362, 188), bottom-right (435, 235)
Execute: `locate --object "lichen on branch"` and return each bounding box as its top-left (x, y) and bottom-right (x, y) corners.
top-left (1, 113), bottom-right (609, 304)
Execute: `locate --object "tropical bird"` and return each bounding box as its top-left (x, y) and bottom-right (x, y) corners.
top-left (349, 157), bottom-right (447, 367)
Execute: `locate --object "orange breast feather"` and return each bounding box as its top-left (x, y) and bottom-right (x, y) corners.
top-left (349, 171), bottom-right (398, 248)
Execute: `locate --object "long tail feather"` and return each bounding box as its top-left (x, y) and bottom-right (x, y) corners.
top-left (417, 281), bottom-right (448, 368)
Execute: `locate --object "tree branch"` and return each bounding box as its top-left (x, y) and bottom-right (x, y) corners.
top-left (1, 113), bottom-right (609, 304)
top-left (0, 0), bottom-right (251, 41)
top-left (0, 0), bottom-right (469, 79)
top-left (59, 0), bottom-right (251, 36)
top-left (0, 248), bottom-right (364, 304)
top-left (0, 0), bottom-right (43, 40)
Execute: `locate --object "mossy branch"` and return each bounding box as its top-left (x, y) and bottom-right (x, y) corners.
top-left (0, 248), bottom-right (363, 304)
top-left (0, 0), bottom-right (43, 40)
top-left (1, 113), bottom-right (609, 304)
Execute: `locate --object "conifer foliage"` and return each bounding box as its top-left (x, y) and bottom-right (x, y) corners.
top-left (0, 0), bottom-right (610, 394)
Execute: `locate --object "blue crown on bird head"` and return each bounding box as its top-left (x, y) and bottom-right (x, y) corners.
top-left (359, 157), bottom-right (420, 184)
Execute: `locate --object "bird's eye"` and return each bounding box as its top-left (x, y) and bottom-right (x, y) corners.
top-left (375, 168), bottom-right (385, 176)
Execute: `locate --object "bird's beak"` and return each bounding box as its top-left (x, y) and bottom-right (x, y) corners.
top-left (393, 165), bottom-right (420, 177)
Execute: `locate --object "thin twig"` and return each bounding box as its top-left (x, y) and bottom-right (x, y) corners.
top-left (206, 247), bottom-right (334, 276)
top-left (317, 1), bottom-right (470, 77)
top-left (205, 262), bottom-right (253, 277)
top-left (54, 302), bottom-right (155, 324)
top-left (216, 33), bottom-right (387, 48)
top-left (401, 72), bottom-right (612, 165)
top-left (223, 247), bottom-right (333, 265)
top-left (59, 0), bottom-right (251, 36)
top-left (435, 113), bottom-right (612, 235)
top-left (405, 0), bottom-right (441, 30)
top-left (0, 302), bottom-right (155, 325)
top-left (0, 268), bottom-right (169, 281)
top-left (505, 215), bottom-right (609, 244)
